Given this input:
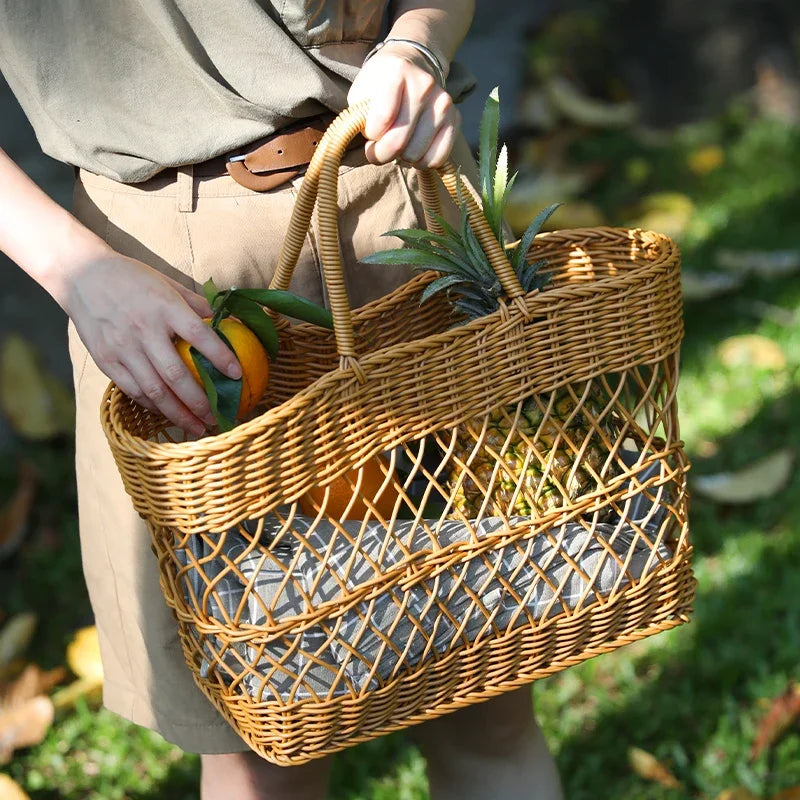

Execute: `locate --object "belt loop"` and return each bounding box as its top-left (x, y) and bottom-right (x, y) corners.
top-left (176, 164), bottom-right (194, 213)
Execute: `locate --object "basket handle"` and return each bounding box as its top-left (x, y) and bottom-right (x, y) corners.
top-left (270, 102), bottom-right (524, 371)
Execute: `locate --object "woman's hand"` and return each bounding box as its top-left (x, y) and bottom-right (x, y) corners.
top-left (0, 147), bottom-right (241, 436)
top-left (62, 246), bottom-right (242, 437)
top-left (347, 41), bottom-right (460, 169)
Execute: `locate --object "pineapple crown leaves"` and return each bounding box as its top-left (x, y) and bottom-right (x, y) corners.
top-left (362, 87), bottom-right (562, 320)
top-left (479, 87), bottom-right (515, 248)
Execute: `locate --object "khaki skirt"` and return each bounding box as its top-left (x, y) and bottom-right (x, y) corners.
top-left (68, 149), bottom-right (440, 752)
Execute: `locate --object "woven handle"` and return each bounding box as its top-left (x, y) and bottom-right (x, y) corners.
top-left (270, 102), bottom-right (524, 370)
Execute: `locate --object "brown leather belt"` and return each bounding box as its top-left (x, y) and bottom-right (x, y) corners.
top-left (190, 114), bottom-right (364, 192)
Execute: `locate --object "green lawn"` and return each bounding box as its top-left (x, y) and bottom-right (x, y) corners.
top-left (3, 108), bottom-right (800, 799)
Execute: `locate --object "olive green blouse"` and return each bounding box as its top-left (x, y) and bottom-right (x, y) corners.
top-left (0, 0), bottom-right (473, 182)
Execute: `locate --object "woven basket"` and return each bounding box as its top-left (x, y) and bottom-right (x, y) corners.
top-left (102, 103), bottom-right (694, 765)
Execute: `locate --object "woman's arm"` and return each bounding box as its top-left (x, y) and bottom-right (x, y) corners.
top-left (0, 148), bottom-right (241, 435)
top-left (348, 0), bottom-right (475, 168)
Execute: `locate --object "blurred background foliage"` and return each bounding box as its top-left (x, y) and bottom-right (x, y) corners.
top-left (1, 0), bottom-right (800, 797)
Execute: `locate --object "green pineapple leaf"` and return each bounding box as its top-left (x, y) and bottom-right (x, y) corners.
top-left (491, 144), bottom-right (511, 246)
top-left (518, 259), bottom-right (553, 293)
top-left (427, 210), bottom-right (462, 243)
top-left (381, 227), bottom-right (472, 263)
top-left (478, 88), bottom-right (501, 240)
top-left (362, 247), bottom-right (468, 275)
top-left (456, 296), bottom-right (497, 319)
top-left (456, 187), bottom-right (496, 286)
top-left (510, 203), bottom-right (561, 273)
top-left (420, 274), bottom-right (469, 303)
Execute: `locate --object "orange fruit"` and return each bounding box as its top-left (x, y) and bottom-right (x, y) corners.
top-left (299, 455), bottom-right (399, 520)
top-left (176, 317), bottom-right (270, 419)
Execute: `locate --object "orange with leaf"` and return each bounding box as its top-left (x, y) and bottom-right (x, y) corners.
top-left (175, 280), bottom-right (333, 430)
top-left (176, 317), bottom-right (270, 420)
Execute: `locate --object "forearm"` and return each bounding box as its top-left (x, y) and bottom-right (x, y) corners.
top-left (387, 0), bottom-right (475, 75)
top-left (0, 147), bottom-right (109, 309)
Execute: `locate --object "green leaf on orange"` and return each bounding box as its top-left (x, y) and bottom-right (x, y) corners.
top-left (224, 295), bottom-right (280, 361)
top-left (189, 344), bottom-right (241, 433)
top-left (202, 277), bottom-right (220, 308)
top-left (231, 288), bottom-right (333, 329)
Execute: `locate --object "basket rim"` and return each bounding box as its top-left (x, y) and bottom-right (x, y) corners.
top-left (102, 226), bottom-right (680, 457)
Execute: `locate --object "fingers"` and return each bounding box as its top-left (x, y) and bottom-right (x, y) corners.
top-left (145, 333), bottom-right (217, 425)
top-left (361, 80), bottom-right (404, 142)
top-left (366, 71), bottom-right (438, 165)
top-left (418, 107), bottom-right (460, 169)
top-left (172, 310), bottom-right (242, 380)
top-left (171, 280), bottom-right (213, 318)
top-left (122, 349), bottom-right (209, 437)
top-left (102, 362), bottom-right (155, 412)
top-left (401, 93), bottom-right (460, 168)
top-left (352, 49), bottom-right (461, 168)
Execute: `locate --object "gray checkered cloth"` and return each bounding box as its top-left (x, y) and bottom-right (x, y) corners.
top-left (176, 453), bottom-right (673, 701)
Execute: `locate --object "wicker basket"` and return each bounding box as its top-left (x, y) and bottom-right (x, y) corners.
top-left (101, 104), bottom-right (694, 765)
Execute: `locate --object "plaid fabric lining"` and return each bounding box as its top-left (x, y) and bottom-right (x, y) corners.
top-left (175, 453), bottom-right (673, 701)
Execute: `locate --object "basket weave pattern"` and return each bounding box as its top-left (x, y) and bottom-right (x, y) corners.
top-left (102, 105), bottom-right (694, 764)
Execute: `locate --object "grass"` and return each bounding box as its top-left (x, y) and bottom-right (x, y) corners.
top-left (3, 105), bottom-right (800, 798)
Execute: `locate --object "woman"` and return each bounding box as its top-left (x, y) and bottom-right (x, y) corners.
top-left (0, 1), bottom-right (563, 797)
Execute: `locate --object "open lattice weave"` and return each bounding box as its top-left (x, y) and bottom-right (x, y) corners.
top-left (102, 105), bottom-right (694, 766)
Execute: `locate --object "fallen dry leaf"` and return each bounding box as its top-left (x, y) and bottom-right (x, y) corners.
top-left (0, 461), bottom-right (37, 560)
top-left (682, 270), bottom-right (743, 301)
top-left (630, 192), bottom-right (695, 240)
top-left (751, 683), bottom-right (800, 761)
top-left (51, 676), bottom-right (103, 711)
top-left (0, 774), bottom-right (31, 800)
top-left (693, 448), bottom-right (794, 505)
top-left (718, 334), bottom-right (786, 370)
top-left (0, 664), bottom-right (66, 709)
top-left (715, 789), bottom-right (759, 800)
top-left (716, 249), bottom-right (800, 278)
top-left (0, 334), bottom-right (74, 440)
top-left (50, 626), bottom-right (104, 711)
top-left (0, 695), bottom-right (53, 763)
top-left (688, 145), bottom-right (725, 175)
top-left (544, 74), bottom-right (637, 128)
top-left (66, 626), bottom-right (102, 683)
top-left (0, 660), bottom-right (26, 685)
top-left (0, 615), bottom-right (36, 673)
top-left (0, 664), bottom-right (64, 764)
top-left (771, 789), bottom-right (800, 800)
top-left (628, 746), bottom-right (682, 789)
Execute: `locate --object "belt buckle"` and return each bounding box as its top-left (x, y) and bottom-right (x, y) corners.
top-left (225, 152), bottom-right (302, 193)
top-left (225, 117), bottom-right (332, 192)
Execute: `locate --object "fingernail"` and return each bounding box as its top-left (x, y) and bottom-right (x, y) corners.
top-left (228, 362), bottom-right (242, 379)
top-left (204, 413), bottom-right (216, 425)
top-left (191, 424), bottom-right (206, 438)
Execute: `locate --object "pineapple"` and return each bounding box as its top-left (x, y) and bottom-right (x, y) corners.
top-left (364, 89), bottom-right (620, 519)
